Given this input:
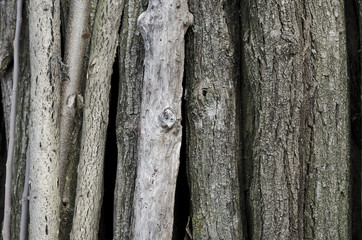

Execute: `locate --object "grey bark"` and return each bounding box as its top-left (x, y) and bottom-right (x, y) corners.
top-left (58, 0), bottom-right (91, 237)
top-left (69, 0), bottom-right (124, 238)
top-left (113, 0), bottom-right (146, 239)
top-left (0, 0), bottom-right (16, 142)
top-left (10, 4), bottom-right (30, 239)
top-left (241, 1), bottom-right (306, 238)
top-left (185, 1), bottom-right (244, 239)
top-left (242, 0), bottom-right (350, 239)
top-left (303, 1), bottom-right (350, 238)
top-left (28, 0), bottom-right (62, 237)
top-left (2, 0), bottom-right (23, 236)
top-left (0, 0), bottom-right (30, 237)
top-left (131, 1), bottom-right (192, 239)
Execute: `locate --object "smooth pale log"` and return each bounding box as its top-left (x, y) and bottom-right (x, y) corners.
top-left (28, 0), bottom-right (62, 237)
top-left (131, 1), bottom-right (193, 239)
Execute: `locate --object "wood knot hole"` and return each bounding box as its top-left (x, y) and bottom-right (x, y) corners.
top-left (159, 108), bottom-right (176, 129)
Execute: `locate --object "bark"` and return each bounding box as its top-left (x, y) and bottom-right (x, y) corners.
top-left (113, 0), bottom-right (146, 239)
top-left (58, 0), bottom-right (91, 237)
top-left (131, 1), bottom-right (192, 239)
top-left (0, 0), bottom-right (16, 142)
top-left (303, 1), bottom-right (350, 238)
top-left (10, 6), bottom-right (30, 239)
top-left (0, 1), bottom-right (30, 238)
top-left (28, 0), bottom-right (62, 237)
top-left (241, 1), bottom-right (306, 238)
top-left (69, 0), bottom-right (124, 238)
top-left (185, 1), bottom-right (244, 239)
top-left (242, 0), bottom-right (350, 239)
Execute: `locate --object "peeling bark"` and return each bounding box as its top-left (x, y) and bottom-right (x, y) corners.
top-left (113, 0), bottom-right (146, 239)
top-left (185, 0), bottom-right (245, 239)
top-left (131, 1), bottom-right (192, 239)
top-left (69, 0), bottom-right (124, 238)
top-left (28, 0), bottom-right (62, 237)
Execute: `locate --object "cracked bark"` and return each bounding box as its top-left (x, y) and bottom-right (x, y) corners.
top-left (242, 0), bottom-right (350, 239)
top-left (113, 0), bottom-right (146, 239)
top-left (185, 0), bottom-right (245, 239)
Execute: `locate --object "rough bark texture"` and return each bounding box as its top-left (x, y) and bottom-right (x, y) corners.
top-left (241, 1), bottom-right (306, 239)
top-left (28, 0), bottom-right (62, 237)
top-left (10, 7), bottom-right (30, 239)
top-left (303, 1), bottom-right (350, 238)
top-left (0, 0), bottom-right (16, 142)
top-left (113, 0), bottom-right (146, 239)
top-left (69, 0), bottom-right (124, 238)
top-left (131, 1), bottom-right (192, 239)
top-left (185, 1), bottom-right (244, 239)
top-left (0, 0), bottom-right (30, 238)
top-left (58, 0), bottom-right (91, 237)
top-left (242, 0), bottom-right (350, 239)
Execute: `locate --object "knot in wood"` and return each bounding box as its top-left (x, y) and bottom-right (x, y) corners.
top-left (159, 108), bottom-right (176, 129)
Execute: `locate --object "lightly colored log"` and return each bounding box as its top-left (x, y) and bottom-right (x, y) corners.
top-left (69, 0), bottom-right (124, 238)
top-left (131, 1), bottom-right (193, 239)
top-left (28, 0), bottom-right (62, 237)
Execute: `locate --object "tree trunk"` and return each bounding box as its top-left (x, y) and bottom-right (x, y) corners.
top-left (241, 1), bottom-right (307, 238)
top-left (28, 0), bottom-right (62, 237)
top-left (113, 0), bottom-right (146, 239)
top-left (58, 0), bottom-right (92, 237)
top-left (303, 1), bottom-right (350, 238)
top-left (184, 1), bottom-right (245, 239)
top-left (242, 0), bottom-right (350, 239)
top-left (131, 1), bottom-right (192, 239)
top-left (69, 0), bottom-right (124, 238)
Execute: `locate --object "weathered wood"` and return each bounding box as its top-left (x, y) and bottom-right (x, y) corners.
top-left (113, 0), bottom-right (146, 239)
top-left (69, 0), bottom-right (124, 238)
top-left (185, 0), bottom-right (245, 239)
top-left (28, 0), bottom-right (62, 237)
top-left (131, 1), bottom-right (192, 239)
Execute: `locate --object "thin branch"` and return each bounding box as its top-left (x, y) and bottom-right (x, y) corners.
top-left (2, 0), bottom-right (23, 237)
top-left (19, 146), bottom-right (30, 240)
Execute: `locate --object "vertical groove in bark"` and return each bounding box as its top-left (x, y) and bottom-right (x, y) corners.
top-left (58, 0), bottom-right (91, 237)
top-left (241, 0), bottom-right (306, 238)
top-left (69, 0), bottom-right (124, 238)
top-left (185, 1), bottom-right (244, 239)
top-left (345, 0), bottom-right (361, 239)
top-left (303, 1), bottom-right (350, 239)
top-left (113, 0), bottom-right (146, 239)
top-left (132, 1), bottom-right (192, 239)
top-left (28, 0), bottom-right (62, 237)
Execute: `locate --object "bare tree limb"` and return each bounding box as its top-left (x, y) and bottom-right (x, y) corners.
top-left (2, 0), bottom-right (23, 237)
